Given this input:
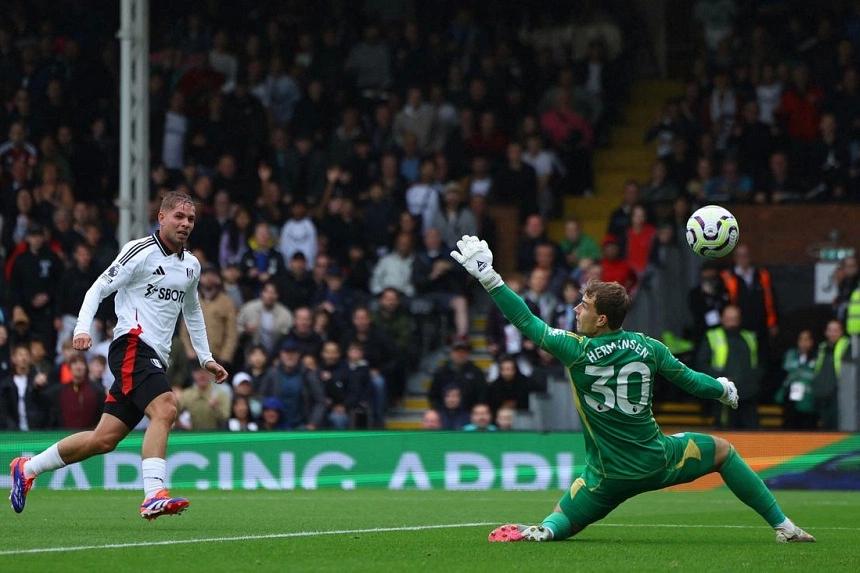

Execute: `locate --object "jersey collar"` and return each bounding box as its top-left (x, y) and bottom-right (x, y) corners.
top-left (152, 231), bottom-right (185, 260)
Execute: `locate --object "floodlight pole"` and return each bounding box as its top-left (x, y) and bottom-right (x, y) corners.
top-left (117, 0), bottom-right (150, 245)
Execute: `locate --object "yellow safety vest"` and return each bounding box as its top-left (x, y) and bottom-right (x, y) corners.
top-left (706, 327), bottom-right (758, 370)
top-left (847, 288), bottom-right (860, 335)
top-left (815, 337), bottom-right (850, 378)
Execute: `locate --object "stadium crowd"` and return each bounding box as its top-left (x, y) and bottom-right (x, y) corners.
top-left (0, 1), bottom-right (856, 433)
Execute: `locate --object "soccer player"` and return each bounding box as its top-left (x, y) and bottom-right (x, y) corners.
top-left (9, 191), bottom-right (228, 519)
top-left (450, 235), bottom-right (814, 544)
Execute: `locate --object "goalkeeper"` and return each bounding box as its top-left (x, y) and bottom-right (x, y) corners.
top-left (450, 236), bottom-right (814, 544)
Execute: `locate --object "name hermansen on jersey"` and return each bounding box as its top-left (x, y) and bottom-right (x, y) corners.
top-left (586, 339), bottom-right (650, 363)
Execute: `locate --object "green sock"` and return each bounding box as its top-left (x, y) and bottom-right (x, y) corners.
top-left (541, 512), bottom-right (572, 541)
top-left (720, 448), bottom-right (786, 527)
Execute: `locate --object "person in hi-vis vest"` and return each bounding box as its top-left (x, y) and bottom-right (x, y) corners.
top-left (813, 320), bottom-right (851, 430)
top-left (697, 305), bottom-right (762, 428)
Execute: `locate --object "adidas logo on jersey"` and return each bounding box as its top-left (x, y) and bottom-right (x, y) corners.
top-left (152, 266), bottom-right (166, 275)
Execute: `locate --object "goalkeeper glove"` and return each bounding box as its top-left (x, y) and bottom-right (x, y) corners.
top-left (717, 377), bottom-right (738, 409)
top-left (450, 235), bottom-right (504, 291)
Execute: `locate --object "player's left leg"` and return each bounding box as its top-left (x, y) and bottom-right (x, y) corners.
top-left (712, 436), bottom-right (815, 543)
top-left (138, 390), bottom-right (189, 520)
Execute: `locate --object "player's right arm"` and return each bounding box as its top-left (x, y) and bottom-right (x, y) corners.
top-left (450, 235), bottom-right (583, 365)
top-left (73, 239), bottom-right (145, 349)
top-left (649, 336), bottom-right (738, 408)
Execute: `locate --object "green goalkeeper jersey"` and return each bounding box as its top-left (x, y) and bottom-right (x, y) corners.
top-left (489, 284), bottom-right (724, 479)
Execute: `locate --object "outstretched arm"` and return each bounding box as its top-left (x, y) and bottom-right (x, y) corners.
top-left (451, 236), bottom-right (583, 365)
top-left (650, 337), bottom-right (738, 408)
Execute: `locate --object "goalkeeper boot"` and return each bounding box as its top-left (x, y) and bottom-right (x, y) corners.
top-left (775, 523), bottom-right (815, 543)
top-left (488, 524), bottom-right (553, 542)
top-left (140, 489), bottom-right (190, 520)
top-left (9, 457), bottom-right (35, 514)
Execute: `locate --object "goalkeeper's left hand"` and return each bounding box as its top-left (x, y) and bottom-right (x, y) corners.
top-left (717, 377), bottom-right (738, 409)
top-left (450, 235), bottom-right (503, 291)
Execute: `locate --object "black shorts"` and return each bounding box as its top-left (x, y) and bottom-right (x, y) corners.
top-left (105, 330), bottom-right (171, 428)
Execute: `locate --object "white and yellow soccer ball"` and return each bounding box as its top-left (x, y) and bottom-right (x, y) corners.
top-left (685, 205), bottom-right (740, 259)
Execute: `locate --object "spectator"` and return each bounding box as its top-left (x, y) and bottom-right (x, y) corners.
top-left (729, 100), bottom-right (773, 180)
top-left (0, 344), bottom-right (53, 430)
top-left (438, 386), bottom-right (470, 430)
top-left (49, 354), bottom-right (103, 429)
top-left (834, 256), bottom-right (859, 322)
top-left (696, 305), bottom-right (761, 429)
top-left (162, 92), bottom-right (188, 170)
top-left (707, 70), bottom-right (737, 151)
top-left (258, 339), bottom-right (325, 430)
top-left (10, 224), bottom-right (63, 352)
top-left (759, 151), bottom-right (803, 204)
top-left (813, 320), bottom-right (851, 430)
top-left (778, 63), bottom-right (824, 143)
top-left (493, 141), bottom-right (539, 217)
top-left (524, 267), bottom-right (561, 324)
top-left (468, 193), bottom-right (497, 249)
top-left (282, 306), bottom-right (324, 359)
top-left (259, 397), bottom-right (285, 431)
top-left (431, 182), bottom-right (478, 248)
top-left (807, 113), bottom-right (849, 200)
top-left (624, 205), bottom-right (656, 276)
top-left (487, 356), bottom-right (532, 414)
top-left (283, 132), bottom-right (327, 204)
top-left (412, 227), bottom-right (470, 339)
top-left (394, 86), bottom-right (437, 153)
top-left (237, 281), bottom-right (293, 356)
top-left (688, 262), bottom-right (730, 340)
top-left (467, 111), bottom-right (508, 161)
top-left (687, 157), bottom-right (718, 201)
top-left (227, 395), bottom-right (259, 432)
top-left (0, 121), bottom-right (38, 169)
top-left (87, 355), bottom-right (108, 392)
top-left (230, 371), bottom-right (262, 421)
top-left (720, 244), bottom-right (779, 344)
top-left (607, 180), bottom-right (640, 243)
top-left (463, 155), bottom-right (493, 200)
top-left (240, 222), bottom-right (287, 297)
top-left (463, 403), bottom-right (497, 431)
top-left (405, 158), bottom-right (441, 232)
top-left (179, 366), bottom-right (231, 430)
top-left (516, 214), bottom-right (550, 273)
top-left (218, 205), bottom-right (252, 269)
top-left (279, 200), bottom-right (317, 266)
top-left (640, 159), bottom-right (680, 218)
top-left (370, 232), bottom-right (416, 297)
top-left (180, 267), bottom-right (238, 370)
top-left (756, 63), bottom-right (783, 126)
top-left (428, 340), bottom-right (487, 412)
top-left (422, 408), bottom-right (442, 430)
top-left (276, 252), bottom-right (316, 310)
top-left (495, 407), bottom-right (515, 430)
top-left (56, 243), bottom-right (99, 354)
top-left (599, 235), bottom-right (637, 293)
top-left (776, 329), bottom-right (817, 430)
top-left (553, 279), bottom-right (582, 332)
top-left (344, 24), bottom-right (391, 92)
top-left (558, 218), bottom-right (600, 271)
top-left (523, 133), bottom-right (565, 216)
top-left (372, 288), bottom-right (417, 403)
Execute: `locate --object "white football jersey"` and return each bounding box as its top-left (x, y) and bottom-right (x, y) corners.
top-left (75, 232), bottom-right (213, 367)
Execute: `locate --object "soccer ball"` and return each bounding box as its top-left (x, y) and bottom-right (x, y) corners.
top-left (685, 205), bottom-right (740, 258)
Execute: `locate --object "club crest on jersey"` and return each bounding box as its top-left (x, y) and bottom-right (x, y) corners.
top-left (107, 264), bottom-right (120, 278)
top-left (476, 260), bottom-right (487, 272)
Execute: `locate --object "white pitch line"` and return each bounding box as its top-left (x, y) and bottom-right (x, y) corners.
top-left (1, 522), bottom-right (857, 556)
top-left (0, 522), bottom-right (496, 556)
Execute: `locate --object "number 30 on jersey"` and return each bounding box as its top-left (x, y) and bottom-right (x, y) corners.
top-left (583, 362), bottom-right (651, 415)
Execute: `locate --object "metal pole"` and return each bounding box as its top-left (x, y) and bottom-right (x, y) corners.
top-left (117, 0), bottom-right (149, 245)
top-left (118, 0), bottom-right (132, 246)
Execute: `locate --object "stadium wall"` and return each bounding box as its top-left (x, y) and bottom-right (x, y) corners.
top-left (1, 432), bottom-right (856, 492)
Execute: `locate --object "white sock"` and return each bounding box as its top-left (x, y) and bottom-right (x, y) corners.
top-left (775, 517), bottom-right (795, 531)
top-left (24, 443), bottom-right (66, 478)
top-left (141, 457), bottom-right (167, 498)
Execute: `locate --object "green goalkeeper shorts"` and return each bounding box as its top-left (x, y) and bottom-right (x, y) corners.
top-left (559, 432), bottom-right (718, 529)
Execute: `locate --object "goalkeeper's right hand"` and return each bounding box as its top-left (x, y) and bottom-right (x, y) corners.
top-left (717, 377), bottom-right (738, 409)
top-left (450, 235), bottom-right (504, 291)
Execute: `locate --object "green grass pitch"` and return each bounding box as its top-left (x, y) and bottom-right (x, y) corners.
top-left (1, 489), bottom-right (857, 572)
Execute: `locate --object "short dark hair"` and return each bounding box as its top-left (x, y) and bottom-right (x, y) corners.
top-left (583, 280), bottom-right (630, 330)
top-left (160, 190), bottom-right (195, 213)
